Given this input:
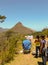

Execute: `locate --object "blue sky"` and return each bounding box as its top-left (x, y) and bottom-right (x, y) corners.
top-left (0, 0), bottom-right (48, 31)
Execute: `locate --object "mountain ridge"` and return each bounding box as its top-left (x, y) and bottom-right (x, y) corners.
top-left (0, 22), bottom-right (35, 34)
top-left (0, 27), bottom-right (8, 33)
top-left (11, 22), bottom-right (35, 34)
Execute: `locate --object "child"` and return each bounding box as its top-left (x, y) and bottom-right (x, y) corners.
top-left (45, 35), bottom-right (48, 61)
top-left (40, 35), bottom-right (46, 65)
top-left (34, 35), bottom-right (40, 58)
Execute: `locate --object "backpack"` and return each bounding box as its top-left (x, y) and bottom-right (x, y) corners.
top-left (22, 40), bottom-right (31, 50)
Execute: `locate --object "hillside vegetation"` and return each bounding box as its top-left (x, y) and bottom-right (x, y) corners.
top-left (0, 22), bottom-right (48, 65)
top-left (0, 30), bottom-right (26, 65)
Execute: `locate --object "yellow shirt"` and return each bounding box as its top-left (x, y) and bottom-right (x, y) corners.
top-left (36, 42), bottom-right (40, 46)
top-left (35, 40), bottom-right (40, 46)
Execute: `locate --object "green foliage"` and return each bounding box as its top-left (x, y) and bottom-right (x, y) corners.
top-left (0, 30), bottom-right (25, 65)
top-left (0, 15), bottom-right (6, 23)
top-left (32, 31), bottom-right (41, 38)
top-left (42, 28), bottom-right (48, 35)
top-left (32, 28), bottom-right (48, 38)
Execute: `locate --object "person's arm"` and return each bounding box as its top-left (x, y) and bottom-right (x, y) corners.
top-left (34, 40), bottom-right (37, 43)
top-left (40, 41), bottom-right (43, 54)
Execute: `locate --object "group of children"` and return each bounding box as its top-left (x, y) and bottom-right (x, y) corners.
top-left (22, 35), bottom-right (48, 65)
top-left (34, 35), bottom-right (48, 65)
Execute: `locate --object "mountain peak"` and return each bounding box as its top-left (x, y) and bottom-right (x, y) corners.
top-left (12, 22), bottom-right (35, 34)
top-left (16, 22), bottom-right (23, 26)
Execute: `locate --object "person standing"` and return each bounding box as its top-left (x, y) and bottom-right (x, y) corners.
top-left (45, 35), bottom-right (48, 61)
top-left (40, 35), bottom-right (46, 65)
top-left (34, 35), bottom-right (40, 58)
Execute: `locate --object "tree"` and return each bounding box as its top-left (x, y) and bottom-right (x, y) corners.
top-left (0, 15), bottom-right (6, 23)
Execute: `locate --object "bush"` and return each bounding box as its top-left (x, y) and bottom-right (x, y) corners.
top-left (0, 31), bottom-right (25, 65)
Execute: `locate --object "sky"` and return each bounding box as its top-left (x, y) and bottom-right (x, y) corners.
top-left (0, 0), bottom-right (48, 31)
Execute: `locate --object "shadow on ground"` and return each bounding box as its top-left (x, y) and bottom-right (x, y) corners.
top-left (38, 62), bottom-right (43, 65)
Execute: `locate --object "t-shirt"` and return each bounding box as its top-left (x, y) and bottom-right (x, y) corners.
top-left (35, 40), bottom-right (40, 46)
top-left (41, 39), bottom-right (46, 48)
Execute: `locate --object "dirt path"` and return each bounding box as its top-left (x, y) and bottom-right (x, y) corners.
top-left (5, 52), bottom-right (48, 65)
top-left (5, 39), bottom-right (48, 65)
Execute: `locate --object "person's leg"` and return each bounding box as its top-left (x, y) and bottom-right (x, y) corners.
top-left (42, 49), bottom-right (47, 65)
top-left (46, 49), bottom-right (48, 61)
top-left (38, 46), bottom-right (41, 57)
top-left (47, 53), bottom-right (48, 61)
top-left (42, 55), bottom-right (47, 65)
top-left (36, 46), bottom-right (38, 57)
